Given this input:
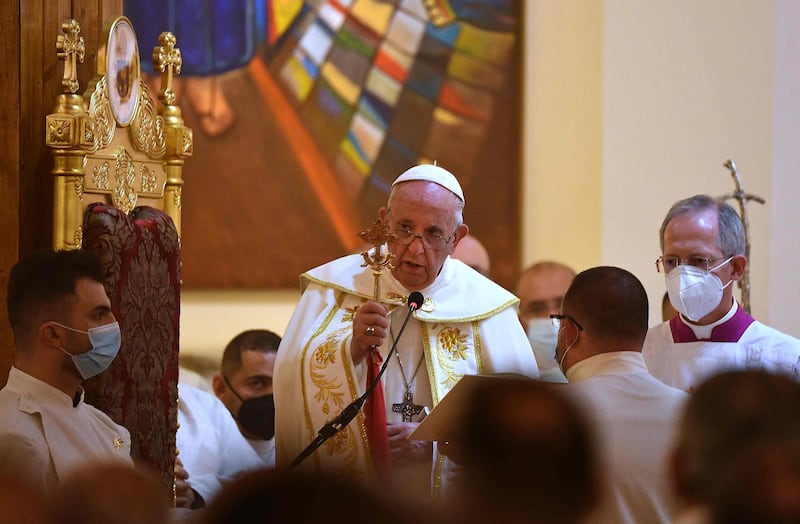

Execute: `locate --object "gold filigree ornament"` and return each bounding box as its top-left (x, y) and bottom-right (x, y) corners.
top-left (140, 164), bottom-right (157, 193)
top-left (130, 82), bottom-right (166, 157)
top-left (112, 148), bottom-right (138, 213)
top-left (88, 76), bottom-right (116, 151)
top-left (72, 225), bottom-right (83, 247)
top-left (172, 187), bottom-right (182, 208)
top-left (92, 162), bottom-right (110, 190)
top-left (74, 175), bottom-right (84, 198)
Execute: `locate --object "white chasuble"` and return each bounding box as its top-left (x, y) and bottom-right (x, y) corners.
top-left (274, 254), bottom-right (538, 494)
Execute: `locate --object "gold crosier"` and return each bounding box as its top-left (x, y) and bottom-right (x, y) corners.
top-left (359, 218), bottom-right (396, 300)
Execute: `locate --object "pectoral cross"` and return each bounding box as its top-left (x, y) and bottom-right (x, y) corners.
top-left (392, 390), bottom-right (423, 423)
top-left (152, 32), bottom-right (182, 105)
top-left (359, 218), bottom-right (396, 300)
top-left (56, 19), bottom-right (85, 94)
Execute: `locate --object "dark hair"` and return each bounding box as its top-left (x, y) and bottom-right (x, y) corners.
top-left (458, 378), bottom-right (598, 523)
top-left (221, 329), bottom-right (282, 377)
top-left (7, 250), bottom-right (105, 345)
top-left (563, 266), bottom-right (649, 346)
top-left (660, 195), bottom-right (745, 257)
top-left (203, 469), bottom-right (420, 524)
top-left (676, 370), bottom-right (800, 504)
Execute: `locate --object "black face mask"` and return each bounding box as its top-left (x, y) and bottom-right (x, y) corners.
top-left (224, 377), bottom-right (275, 441)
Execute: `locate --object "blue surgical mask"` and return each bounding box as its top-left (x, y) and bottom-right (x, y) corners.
top-left (53, 321), bottom-right (121, 380)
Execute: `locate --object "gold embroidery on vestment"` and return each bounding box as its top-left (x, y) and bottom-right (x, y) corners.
top-left (439, 327), bottom-right (468, 361)
top-left (311, 328), bottom-right (347, 415)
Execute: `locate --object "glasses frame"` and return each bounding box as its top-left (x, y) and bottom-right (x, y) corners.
top-left (655, 255), bottom-right (729, 274)
top-left (390, 228), bottom-right (457, 250)
top-left (549, 314), bottom-right (584, 331)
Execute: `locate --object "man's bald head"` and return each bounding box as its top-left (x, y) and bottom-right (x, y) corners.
top-left (516, 261), bottom-right (576, 323)
top-left (452, 234), bottom-right (491, 277)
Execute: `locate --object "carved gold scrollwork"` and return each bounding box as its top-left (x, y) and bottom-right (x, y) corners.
top-left (92, 162), bottom-right (110, 189)
top-left (75, 176), bottom-right (84, 198)
top-left (112, 148), bottom-right (137, 213)
top-left (141, 165), bottom-right (157, 193)
top-left (89, 76), bottom-right (116, 151)
top-left (83, 120), bottom-right (94, 144)
top-left (181, 128), bottom-right (193, 155)
top-left (73, 225), bottom-right (83, 247)
top-left (172, 188), bottom-right (182, 208)
top-left (130, 82), bottom-right (166, 157)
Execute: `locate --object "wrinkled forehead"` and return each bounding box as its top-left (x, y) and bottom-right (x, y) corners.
top-left (387, 181), bottom-right (459, 228)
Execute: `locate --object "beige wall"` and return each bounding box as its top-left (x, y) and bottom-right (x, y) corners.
top-left (182, 0), bottom-right (800, 359)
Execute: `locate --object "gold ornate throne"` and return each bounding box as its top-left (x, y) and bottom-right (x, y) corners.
top-left (46, 16), bottom-right (192, 496)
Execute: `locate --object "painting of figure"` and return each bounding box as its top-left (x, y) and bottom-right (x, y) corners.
top-left (125, 0), bottom-right (522, 289)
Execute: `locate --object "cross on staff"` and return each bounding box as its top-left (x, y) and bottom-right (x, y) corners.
top-left (359, 218), bottom-right (396, 300)
top-left (392, 390), bottom-right (424, 423)
top-left (56, 19), bottom-right (85, 94)
top-left (718, 159), bottom-right (765, 314)
top-left (152, 32), bottom-right (182, 105)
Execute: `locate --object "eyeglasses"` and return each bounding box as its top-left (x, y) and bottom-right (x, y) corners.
top-left (391, 228), bottom-right (455, 250)
top-left (549, 314), bottom-right (584, 331)
top-left (655, 256), bottom-right (728, 274)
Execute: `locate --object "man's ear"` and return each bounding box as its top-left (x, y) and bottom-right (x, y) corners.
top-left (212, 374), bottom-right (226, 401)
top-left (729, 254), bottom-right (747, 281)
top-left (39, 322), bottom-right (63, 350)
top-left (449, 223), bottom-right (470, 252)
top-left (379, 207), bottom-right (388, 222)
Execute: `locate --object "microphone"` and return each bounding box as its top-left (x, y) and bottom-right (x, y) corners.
top-left (407, 291), bottom-right (424, 311)
top-left (289, 292), bottom-right (424, 469)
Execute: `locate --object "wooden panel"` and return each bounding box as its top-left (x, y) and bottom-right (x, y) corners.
top-left (0, 1), bottom-right (21, 386)
top-left (0, 0), bottom-right (122, 387)
top-left (19, 2), bottom-right (49, 257)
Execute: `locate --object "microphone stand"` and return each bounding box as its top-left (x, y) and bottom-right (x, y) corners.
top-left (289, 298), bottom-right (420, 469)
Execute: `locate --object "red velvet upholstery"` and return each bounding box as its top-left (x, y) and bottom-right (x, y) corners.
top-left (82, 203), bottom-right (180, 494)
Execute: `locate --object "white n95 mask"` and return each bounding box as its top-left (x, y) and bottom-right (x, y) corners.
top-left (665, 258), bottom-right (733, 322)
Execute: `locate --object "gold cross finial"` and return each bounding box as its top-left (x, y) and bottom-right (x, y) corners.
top-left (152, 32), bottom-right (182, 105)
top-left (56, 19), bottom-right (85, 94)
top-left (359, 218), bottom-right (396, 300)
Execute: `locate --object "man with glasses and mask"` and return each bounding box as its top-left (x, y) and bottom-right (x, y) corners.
top-left (643, 194), bottom-right (800, 392)
top-left (0, 250), bottom-right (132, 493)
top-left (555, 266), bottom-right (687, 524)
top-left (274, 164), bottom-right (538, 500)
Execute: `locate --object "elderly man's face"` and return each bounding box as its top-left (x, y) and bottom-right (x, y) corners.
top-left (380, 181), bottom-right (467, 290)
